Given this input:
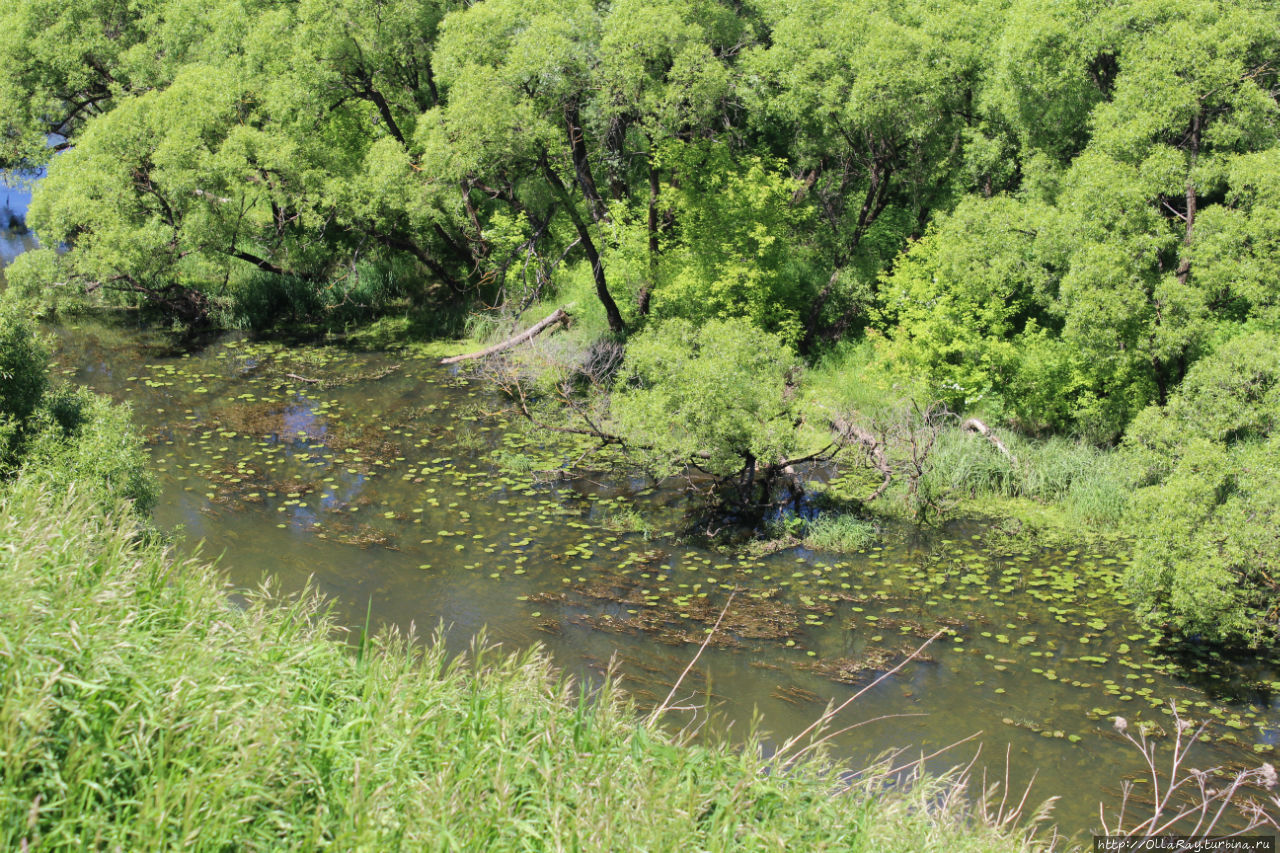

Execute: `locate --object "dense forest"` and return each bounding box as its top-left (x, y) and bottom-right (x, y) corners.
top-left (2, 0), bottom-right (1279, 650)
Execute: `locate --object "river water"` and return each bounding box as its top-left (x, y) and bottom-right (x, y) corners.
top-left (3, 177), bottom-right (1277, 843)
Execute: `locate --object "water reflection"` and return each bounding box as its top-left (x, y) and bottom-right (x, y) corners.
top-left (0, 173), bottom-right (38, 273)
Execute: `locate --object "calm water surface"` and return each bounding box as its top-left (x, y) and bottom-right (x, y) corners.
top-left (4, 178), bottom-right (1277, 843)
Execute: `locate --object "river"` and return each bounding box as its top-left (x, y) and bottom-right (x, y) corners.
top-left (3, 176), bottom-right (1277, 844)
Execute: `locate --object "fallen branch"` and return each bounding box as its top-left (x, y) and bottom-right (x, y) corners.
top-left (962, 418), bottom-right (1016, 464)
top-left (440, 307), bottom-right (570, 365)
top-left (648, 592), bottom-right (736, 726)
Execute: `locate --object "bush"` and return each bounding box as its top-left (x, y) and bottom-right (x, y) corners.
top-left (803, 513), bottom-right (879, 552)
top-left (611, 318), bottom-right (800, 480)
top-left (0, 298), bottom-right (154, 514)
top-left (917, 428), bottom-right (1129, 526)
top-left (228, 255), bottom-right (416, 331)
top-left (18, 387), bottom-right (157, 514)
top-left (0, 302), bottom-right (48, 426)
top-left (1119, 330), bottom-right (1280, 646)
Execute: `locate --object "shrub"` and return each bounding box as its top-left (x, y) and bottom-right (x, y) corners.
top-left (1121, 330), bottom-right (1280, 646)
top-left (18, 387), bottom-right (157, 514)
top-left (611, 318), bottom-right (800, 480)
top-left (0, 301), bottom-right (48, 426)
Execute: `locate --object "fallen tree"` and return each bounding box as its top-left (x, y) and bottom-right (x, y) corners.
top-left (962, 417), bottom-right (1016, 463)
top-left (440, 307), bottom-right (570, 365)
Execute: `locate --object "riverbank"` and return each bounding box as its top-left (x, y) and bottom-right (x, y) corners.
top-left (0, 484), bottom-right (1047, 851)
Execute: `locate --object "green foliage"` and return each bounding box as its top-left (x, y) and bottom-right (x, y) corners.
top-left (802, 513), bottom-right (879, 553)
top-left (881, 196), bottom-right (1070, 429)
top-left (881, 0), bottom-right (1280, 440)
top-left (650, 143), bottom-right (820, 346)
top-left (611, 318), bottom-right (800, 479)
top-left (0, 297), bottom-right (153, 513)
top-left (743, 0), bottom-right (982, 329)
top-left (17, 387), bottom-right (157, 514)
top-left (0, 302), bottom-right (49, 428)
top-left (0, 0), bottom-right (163, 167)
top-left (1122, 331), bottom-right (1280, 646)
top-left (0, 487), bottom-right (1039, 851)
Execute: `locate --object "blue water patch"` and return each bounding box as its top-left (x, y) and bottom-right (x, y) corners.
top-left (1, 169), bottom-right (42, 269)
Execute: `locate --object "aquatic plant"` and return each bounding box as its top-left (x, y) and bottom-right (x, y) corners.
top-left (802, 513), bottom-right (879, 553)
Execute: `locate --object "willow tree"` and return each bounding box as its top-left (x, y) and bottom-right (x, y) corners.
top-left (8, 0), bottom-right (471, 319)
top-left (0, 0), bottom-right (160, 166)
top-left (422, 0), bottom-right (744, 333)
top-left (742, 0), bottom-right (984, 348)
top-left (883, 0), bottom-right (1280, 439)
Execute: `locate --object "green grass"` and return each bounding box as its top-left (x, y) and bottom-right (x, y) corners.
top-left (599, 504), bottom-right (653, 538)
top-left (803, 512), bottom-right (880, 553)
top-left (921, 429), bottom-right (1130, 529)
top-left (0, 484), bottom-right (1048, 851)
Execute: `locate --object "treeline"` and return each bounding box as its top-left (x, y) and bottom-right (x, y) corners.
top-left (3, 0), bottom-right (1280, 645)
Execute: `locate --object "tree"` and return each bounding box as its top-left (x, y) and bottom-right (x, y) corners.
top-left (423, 0), bottom-right (743, 333)
top-left (610, 318), bottom-right (816, 509)
top-left (743, 0), bottom-right (983, 347)
top-left (882, 0), bottom-right (1280, 440)
top-left (0, 0), bottom-right (160, 166)
top-left (1123, 331), bottom-right (1280, 646)
top-left (647, 142), bottom-right (821, 346)
top-left (880, 195), bottom-right (1072, 430)
top-left (15, 0), bottom-right (470, 321)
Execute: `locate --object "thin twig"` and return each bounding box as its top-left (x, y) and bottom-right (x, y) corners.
top-left (648, 592), bottom-right (736, 726)
top-left (771, 630), bottom-right (943, 769)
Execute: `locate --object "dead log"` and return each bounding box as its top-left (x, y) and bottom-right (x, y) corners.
top-left (440, 308), bottom-right (570, 365)
top-left (962, 417), bottom-right (1016, 464)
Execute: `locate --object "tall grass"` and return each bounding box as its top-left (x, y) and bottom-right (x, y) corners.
top-left (922, 429), bottom-right (1130, 527)
top-left (0, 483), bottom-right (1045, 851)
top-left (226, 256), bottom-right (420, 332)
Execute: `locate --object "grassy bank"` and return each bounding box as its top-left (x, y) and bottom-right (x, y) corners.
top-left (0, 484), bottom-right (1045, 851)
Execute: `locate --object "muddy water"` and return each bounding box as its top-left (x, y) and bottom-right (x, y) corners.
top-left (4, 192), bottom-right (1278, 843)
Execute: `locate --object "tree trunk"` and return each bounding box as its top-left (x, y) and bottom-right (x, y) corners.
top-left (962, 418), bottom-right (1017, 464)
top-left (540, 156), bottom-right (626, 334)
top-left (440, 308), bottom-right (569, 364)
top-left (1175, 111), bottom-right (1201, 287)
top-left (639, 160), bottom-right (660, 316)
top-left (801, 161), bottom-right (893, 351)
top-left (564, 100), bottom-right (609, 224)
